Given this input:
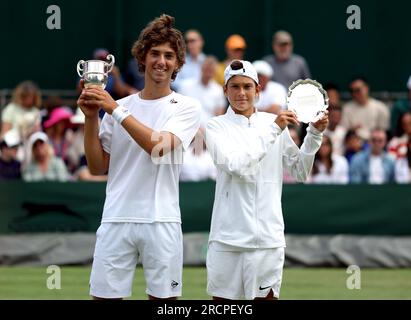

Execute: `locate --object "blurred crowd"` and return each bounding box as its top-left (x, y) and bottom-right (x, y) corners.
top-left (1, 30), bottom-right (410, 184)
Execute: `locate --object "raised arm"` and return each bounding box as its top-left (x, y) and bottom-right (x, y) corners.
top-left (283, 113), bottom-right (328, 182)
top-left (79, 84), bottom-right (200, 158)
top-left (77, 81), bottom-right (110, 175)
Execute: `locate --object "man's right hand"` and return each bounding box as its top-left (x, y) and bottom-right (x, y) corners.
top-left (274, 110), bottom-right (300, 130)
top-left (77, 80), bottom-right (101, 119)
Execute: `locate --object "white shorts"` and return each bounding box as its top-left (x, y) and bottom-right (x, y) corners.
top-left (90, 222), bottom-right (183, 299)
top-left (206, 242), bottom-right (285, 300)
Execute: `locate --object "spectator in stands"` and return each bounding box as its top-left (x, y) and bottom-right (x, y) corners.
top-left (350, 129), bottom-right (395, 184)
top-left (0, 129), bottom-right (22, 180)
top-left (1, 81), bottom-right (42, 140)
top-left (344, 129), bottom-right (363, 163)
top-left (173, 29), bottom-right (206, 91)
top-left (96, 48), bottom-right (138, 98)
top-left (42, 95), bottom-right (64, 124)
top-left (252, 60), bottom-right (287, 114)
top-left (323, 84), bottom-right (346, 156)
top-left (67, 107), bottom-right (86, 173)
top-left (43, 107), bottom-right (74, 164)
top-left (288, 126), bottom-right (301, 147)
top-left (389, 76), bottom-right (411, 136)
top-left (22, 131), bottom-right (69, 182)
top-left (123, 59), bottom-right (145, 91)
top-left (388, 112), bottom-right (411, 159)
top-left (324, 105), bottom-right (346, 156)
top-left (215, 34), bottom-right (247, 86)
top-left (180, 131), bottom-right (216, 182)
top-left (179, 56), bottom-right (226, 128)
top-left (393, 139), bottom-right (411, 183)
top-left (75, 155), bottom-right (108, 182)
top-left (263, 30), bottom-right (311, 88)
top-left (66, 107), bottom-right (108, 181)
top-left (388, 112), bottom-right (411, 183)
top-left (341, 77), bottom-right (390, 141)
top-left (309, 135), bottom-right (349, 184)
top-left (325, 82), bottom-right (342, 109)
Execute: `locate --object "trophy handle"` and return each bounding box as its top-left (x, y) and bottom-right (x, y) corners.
top-left (106, 54), bottom-right (115, 73)
top-left (77, 60), bottom-right (85, 77)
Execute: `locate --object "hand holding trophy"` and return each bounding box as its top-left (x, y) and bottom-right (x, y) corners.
top-left (286, 79), bottom-right (329, 124)
top-left (76, 54), bottom-right (118, 117)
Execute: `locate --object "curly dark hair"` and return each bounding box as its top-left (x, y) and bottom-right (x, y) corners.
top-left (131, 14), bottom-right (185, 80)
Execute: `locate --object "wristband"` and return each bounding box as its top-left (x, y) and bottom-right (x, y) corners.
top-left (112, 106), bottom-right (131, 124)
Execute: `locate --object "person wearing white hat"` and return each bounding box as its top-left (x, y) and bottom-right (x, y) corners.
top-left (205, 59), bottom-right (328, 300)
top-left (22, 131), bottom-right (69, 182)
top-left (252, 60), bottom-right (287, 114)
top-left (0, 130), bottom-right (22, 180)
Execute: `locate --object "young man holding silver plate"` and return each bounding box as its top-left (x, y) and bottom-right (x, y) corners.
top-left (205, 60), bottom-right (328, 300)
top-left (77, 15), bottom-right (201, 300)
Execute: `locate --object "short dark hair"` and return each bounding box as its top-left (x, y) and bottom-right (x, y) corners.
top-left (395, 111), bottom-right (411, 137)
top-left (349, 76), bottom-right (368, 86)
top-left (131, 14), bottom-right (186, 80)
top-left (323, 82), bottom-right (340, 92)
top-left (344, 129), bottom-right (359, 142)
top-left (230, 60), bottom-right (243, 70)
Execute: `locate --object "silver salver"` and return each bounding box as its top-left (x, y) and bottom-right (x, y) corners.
top-left (286, 79), bottom-right (329, 123)
top-left (76, 54), bottom-right (115, 89)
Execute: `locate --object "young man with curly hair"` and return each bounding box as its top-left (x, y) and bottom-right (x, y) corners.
top-left (78, 14), bottom-right (201, 300)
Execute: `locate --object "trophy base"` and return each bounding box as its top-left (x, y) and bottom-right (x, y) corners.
top-left (84, 82), bottom-right (106, 89)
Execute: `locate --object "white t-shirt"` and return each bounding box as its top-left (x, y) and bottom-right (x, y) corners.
top-left (99, 91), bottom-right (201, 223)
top-left (369, 155), bottom-right (385, 184)
top-left (1, 102), bottom-right (40, 136)
top-left (395, 157), bottom-right (411, 184)
top-left (255, 81), bottom-right (287, 111)
top-left (179, 78), bottom-right (225, 128)
top-left (309, 154), bottom-right (349, 184)
top-left (180, 147), bottom-right (217, 182)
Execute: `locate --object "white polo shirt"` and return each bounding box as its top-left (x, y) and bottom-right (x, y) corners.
top-left (99, 92), bottom-right (201, 224)
top-left (205, 107), bottom-right (323, 248)
top-left (255, 81), bottom-right (287, 111)
top-left (179, 78), bottom-right (226, 128)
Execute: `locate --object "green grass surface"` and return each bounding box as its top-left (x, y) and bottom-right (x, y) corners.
top-left (0, 267), bottom-right (410, 300)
